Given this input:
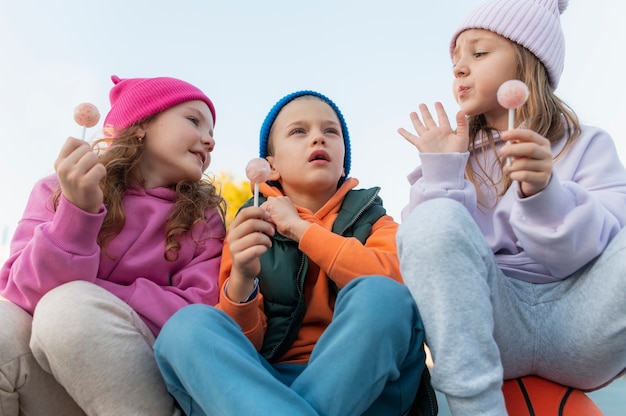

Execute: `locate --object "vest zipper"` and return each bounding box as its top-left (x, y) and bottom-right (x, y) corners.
top-left (338, 188), bottom-right (380, 235)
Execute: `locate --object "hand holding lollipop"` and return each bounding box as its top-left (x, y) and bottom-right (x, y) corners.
top-left (497, 80), bottom-right (529, 166)
top-left (74, 102), bottom-right (100, 140)
top-left (246, 158), bottom-right (271, 207)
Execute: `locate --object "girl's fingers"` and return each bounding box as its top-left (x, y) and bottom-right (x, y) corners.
top-left (397, 127), bottom-right (420, 148)
top-left (434, 102), bottom-right (452, 130)
top-left (409, 111), bottom-right (426, 134)
top-left (501, 129), bottom-right (550, 146)
top-left (418, 103), bottom-right (436, 128)
top-left (501, 141), bottom-right (551, 163)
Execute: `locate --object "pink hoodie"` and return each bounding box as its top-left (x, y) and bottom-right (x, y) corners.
top-left (0, 174), bottom-right (224, 335)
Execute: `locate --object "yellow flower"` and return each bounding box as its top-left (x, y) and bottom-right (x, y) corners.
top-left (215, 171), bottom-right (252, 229)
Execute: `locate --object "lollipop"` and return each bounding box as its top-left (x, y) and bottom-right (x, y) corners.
top-left (246, 158), bottom-right (271, 207)
top-left (73, 102), bottom-right (100, 140)
top-left (497, 80), bottom-right (529, 166)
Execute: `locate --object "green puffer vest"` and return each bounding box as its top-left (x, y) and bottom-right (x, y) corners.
top-left (238, 187), bottom-right (439, 416)
top-left (240, 187), bottom-right (386, 361)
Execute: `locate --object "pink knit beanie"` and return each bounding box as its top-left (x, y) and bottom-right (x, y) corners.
top-left (103, 75), bottom-right (216, 135)
top-left (450, 0), bottom-right (568, 89)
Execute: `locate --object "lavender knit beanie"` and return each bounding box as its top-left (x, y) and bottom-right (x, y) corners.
top-left (450, 0), bottom-right (568, 89)
top-left (103, 75), bottom-right (216, 135)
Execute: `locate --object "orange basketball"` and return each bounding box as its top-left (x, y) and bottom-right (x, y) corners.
top-left (502, 376), bottom-right (603, 415)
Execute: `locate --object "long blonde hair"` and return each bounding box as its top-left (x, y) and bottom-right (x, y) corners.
top-left (465, 42), bottom-right (581, 205)
top-left (54, 119), bottom-right (226, 261)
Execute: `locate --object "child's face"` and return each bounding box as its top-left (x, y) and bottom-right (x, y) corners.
top-left (138, 100), bottom-right (215, 188)
top-left (266, 98), bottom-right (345, 198)
top-left (452, 29), bottom-right (518, 130)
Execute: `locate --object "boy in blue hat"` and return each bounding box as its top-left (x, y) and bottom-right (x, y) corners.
top-left (155, 90), bottom-right (435, 415)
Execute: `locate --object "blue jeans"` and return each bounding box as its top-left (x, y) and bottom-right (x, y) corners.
top-left (154, 276), bottom-right (426, 415)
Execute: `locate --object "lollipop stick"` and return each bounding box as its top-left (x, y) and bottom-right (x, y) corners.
top-left (506, 109), bottom-right (514, 166)
top-left (254, 183), bottom-right (259, 207)
top-left (81, 126), bottom-right (87, 141)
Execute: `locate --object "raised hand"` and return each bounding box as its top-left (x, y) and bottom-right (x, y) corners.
top-left (54, 137), bottom-right (106, 214)
top-left (398, 102), bottom-right (469, 154)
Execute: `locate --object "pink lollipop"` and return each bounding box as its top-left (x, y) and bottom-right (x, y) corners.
top-left (497, 80), bottom-right (529, 114)
top-left (74, 103), bottom-right (100, 140)
top-left (246, 158), bottom-right (271, 207)
top-left (497, 80), bottom-right (529, 165)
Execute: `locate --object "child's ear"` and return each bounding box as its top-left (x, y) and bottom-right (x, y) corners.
top-left (266, 156), bottom-right (281, 181)
top-left (136, 123), bottom-right (148, 140)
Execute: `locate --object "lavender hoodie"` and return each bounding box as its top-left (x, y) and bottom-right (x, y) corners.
top-left (0, 175), bottom-right (224, 335)
top-left (401, 124), bottom-right (626, 283)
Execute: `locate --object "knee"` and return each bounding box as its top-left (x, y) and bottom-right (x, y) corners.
top-left (398, 199), bottom-right (468, 239)
top-left (397, 199), bottom-right (474, 257)
top-left (156, 304), bottom-right (222, 354)
top-left (162, 304), bottom-right (222, 335)
top-left (31, 282), bottom-right (109, 353)
top-left (374, 278), bottom-right (421, 327)
top-left (341, 277), bottom-right (419, 328)
top-left (35, 281), bottom-right (98, 319)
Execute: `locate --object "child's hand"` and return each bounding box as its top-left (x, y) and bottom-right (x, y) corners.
top-left (397, 102), bottom-right (469, 154)
top-left (500, 129), bottom-right (552, 197)
top-left (226, 206), bottom-right (274, 301)
top-left (54, 137), bottom-right (106, 214)
top-left (261, 196), bottom-right (311, 242)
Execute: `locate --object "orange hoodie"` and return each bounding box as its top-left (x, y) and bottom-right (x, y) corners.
top-left (217, 178), bottom-right (401, 364)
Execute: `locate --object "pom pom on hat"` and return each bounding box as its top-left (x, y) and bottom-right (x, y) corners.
top-left (450, 0), bottom-right (568, 88)
top-left (103, 75), bottom-right (216, 135)
top-left (259, 90), bottom-right (351, 177)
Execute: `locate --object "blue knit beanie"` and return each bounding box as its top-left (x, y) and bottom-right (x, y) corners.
top-left (259, 90), bottom-right (351, 178)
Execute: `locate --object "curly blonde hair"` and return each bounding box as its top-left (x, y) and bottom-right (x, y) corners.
top-left (465, 42), bottom-right (581, 206)
top-left (54, 119), bottom-right (226, 261)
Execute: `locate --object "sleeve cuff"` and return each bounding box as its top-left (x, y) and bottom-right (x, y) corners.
top-left (224, 277), bottom-right (259, 303)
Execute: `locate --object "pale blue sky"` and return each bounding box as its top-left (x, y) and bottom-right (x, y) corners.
top-left (1, 2), bottom-right (626, 411)
top-left (1, 0), bottom-right (625, 239)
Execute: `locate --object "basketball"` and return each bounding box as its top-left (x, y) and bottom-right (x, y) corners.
top-left (502, 376), bottom-right (603, 415)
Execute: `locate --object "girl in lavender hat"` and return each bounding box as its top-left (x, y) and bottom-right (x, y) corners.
top-left (396, 0), bottom-right (626, 414)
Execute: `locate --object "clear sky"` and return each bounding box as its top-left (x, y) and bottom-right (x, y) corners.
top-left (1, 0), bottom-right (624, 241)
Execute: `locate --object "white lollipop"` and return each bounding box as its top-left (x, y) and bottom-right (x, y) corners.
top-left (246, 158), bottom-right (271, 207)
top-left (497, 80), bottom-right (529, 165)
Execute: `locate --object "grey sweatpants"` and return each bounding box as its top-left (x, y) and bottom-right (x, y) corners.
top-left (397, 198), bottom-right (626, 416)
top-left (1, 281), bottom-right (181, 416)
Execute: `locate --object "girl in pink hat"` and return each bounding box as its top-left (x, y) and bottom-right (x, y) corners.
top-left (0, 75), bottom-right (225, 415)
top-left (396, 0), bottom-right (626, 414)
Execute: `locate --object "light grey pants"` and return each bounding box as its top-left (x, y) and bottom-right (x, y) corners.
top-left (2, 281), bottom-right (181, 416)
top-left (1, 298), bottom-right (84, 416)
top-left (397, 198), bottom-right (626, 416)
